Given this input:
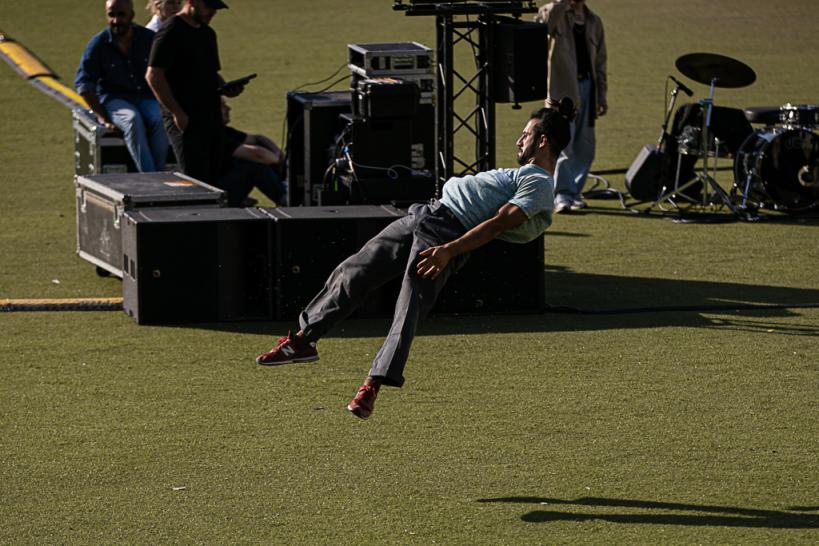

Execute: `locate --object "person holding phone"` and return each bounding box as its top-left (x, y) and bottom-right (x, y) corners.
top-left (146, 0), bottom-right (245, 185)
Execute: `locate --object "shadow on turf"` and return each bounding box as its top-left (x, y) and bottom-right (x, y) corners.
top-left (180, 269), bottom-right (819, 338)
top-left (576, 204), bottom-right (819, 226)
top-left (477, 496), bottom-right (819, 529)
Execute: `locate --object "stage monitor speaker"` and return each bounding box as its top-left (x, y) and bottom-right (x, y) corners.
top-left (625, 144), bottom-right (663, 202)
top-left (285, 91), bottom-right (352, 206)
top-left (626, 144), bottom-right (700, 202)
top-left (121, 207), bottom-right (273, 324)
top-left (493, 20), bottom-right (549, 104)
top-left (263, 205), bottom-right (405, 320)
top-left (434, 234), bottom-right (545, 314)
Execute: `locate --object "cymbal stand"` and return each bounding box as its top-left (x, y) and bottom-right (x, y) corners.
top-left (696, 79), bottom-right (739, 212)
top-left (629, 79), bottom-right (687, 212)
top-left (650, 78), bottom-right (738, 215)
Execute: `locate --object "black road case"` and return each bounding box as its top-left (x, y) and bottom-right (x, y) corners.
top-left (121, 207), bottom-right (274, 324)
top-left (73, 108), bottom-right (178, 175)
top-left (75, 171), bottom-right (225, 278)
top-left (285, 91), bottom-right (352, 206)
top-left (263, 205), bottom-right (405, 320)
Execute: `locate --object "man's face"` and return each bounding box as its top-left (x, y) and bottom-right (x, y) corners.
top-left (516, 118), bottom-right (542, 166)
top-left (106, 0), bottom-right (134, 36)
top-left (189, 0), bottom-right (217, 26)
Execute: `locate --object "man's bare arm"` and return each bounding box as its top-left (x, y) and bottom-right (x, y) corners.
top-left (146, 66), bottom-right (187, 131)
top-left (416, 202), bottom-right (529, 279)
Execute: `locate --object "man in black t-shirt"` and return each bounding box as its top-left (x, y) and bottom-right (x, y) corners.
top-left (145, 0), bottom-right (244, 185)
top-left (218, 98), bottom-right (286, 206)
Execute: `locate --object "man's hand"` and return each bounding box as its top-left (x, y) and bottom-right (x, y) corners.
top-left (597, 99), bottom-right (608, 117)
top-left (221, 82), bottom-right (245, 98)
top-left (416, 245), bottom-right (453, 280)
top-left (173, 110), bottom-right (189, 132)
top-left (96, 115), bottom-right (116, 131)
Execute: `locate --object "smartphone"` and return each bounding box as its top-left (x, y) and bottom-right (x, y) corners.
top-left (219, 73), bottom-right (257, 94)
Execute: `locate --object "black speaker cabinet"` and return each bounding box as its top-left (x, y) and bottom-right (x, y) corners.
top-left (285, 91), bottom-right (352, 206)
top-left (434, 234), bottom-right (545, 314)
top-left (626, 143), bottom-right (700, 202)
top-left (625, 144), bottom-right (664, 201)
top-left (493, 20), bottom-right (549, 104)
top-left (263, 205), bottom-right (405, 320)
top-left (121, 207), bottom-right (273, 324)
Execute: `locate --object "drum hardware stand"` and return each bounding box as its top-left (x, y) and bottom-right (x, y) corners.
top-left (650, 79), bottom-right (740, 217)
top-left (626, 78), bottom-right (687, 212)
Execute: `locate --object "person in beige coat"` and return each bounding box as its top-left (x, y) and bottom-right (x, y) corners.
top-left (536, 0), bottom-right (607, 212)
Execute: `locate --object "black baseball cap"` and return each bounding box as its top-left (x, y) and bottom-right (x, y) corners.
top-left (202, 0), bottom-right (229, 8)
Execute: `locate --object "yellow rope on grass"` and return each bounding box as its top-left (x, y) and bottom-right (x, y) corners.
top-left (0, 298), bottom-right (123, 312)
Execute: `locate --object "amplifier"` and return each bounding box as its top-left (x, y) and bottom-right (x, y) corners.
top-left (75, 171), bottom-right (225, 277)
top-left (285, 91), bottom-right (352, 206)
top-left (434, 235), bottom-right (545, 314)
top-left (348, 42), bottom-right (433, 78)
top-left (262, 205), bottom-right (405, 320)
top-left (121, 206), bottom-right (273, 324)
top-left (353, 77), bottom-right (419, 120)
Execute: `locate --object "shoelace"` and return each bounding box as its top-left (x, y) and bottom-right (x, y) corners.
top-left (355, 385), bottom-right (377, 403)
top-left (268, 334), bottom-right (292, 353)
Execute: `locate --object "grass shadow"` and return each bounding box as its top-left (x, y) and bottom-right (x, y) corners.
top-left (478, 496), bottom-right (819, 529)
top-left (177, 269), bottom-right (819, 338)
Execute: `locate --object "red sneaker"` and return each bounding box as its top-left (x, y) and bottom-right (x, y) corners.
top-left (347, 384), bottom-right (379, 419)
top-left (255, 331), bottom-right (319, 366)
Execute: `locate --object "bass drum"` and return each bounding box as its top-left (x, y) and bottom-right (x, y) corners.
top-left (734, 128), bottom-right (819, 210)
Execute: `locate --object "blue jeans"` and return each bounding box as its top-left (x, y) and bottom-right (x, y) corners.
top-left (554, 78), bottom-right (596, 204)
top-left (104, 97), bottom-right (168, 172)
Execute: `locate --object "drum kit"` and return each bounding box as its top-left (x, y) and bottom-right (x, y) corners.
top-left (642, 52), bottom-right (819, 216)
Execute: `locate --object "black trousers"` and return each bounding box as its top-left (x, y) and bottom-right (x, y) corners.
top-left (164, 113), bottom-right (223, 186)
top-left (218, 159), bottom-right (286, 206)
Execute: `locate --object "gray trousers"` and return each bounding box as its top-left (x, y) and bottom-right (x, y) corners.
top-left (298, 201), bottom-right (468, 387)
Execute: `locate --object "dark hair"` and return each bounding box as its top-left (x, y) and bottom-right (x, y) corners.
top-left (530, 97), bottom-right (574, 156)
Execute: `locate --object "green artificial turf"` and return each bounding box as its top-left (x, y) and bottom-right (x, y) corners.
top-left (1, 1), bottom-right (818, 544)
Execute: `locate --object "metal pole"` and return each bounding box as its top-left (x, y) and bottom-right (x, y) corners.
top-left (436, 14), bottom-right (454, 194)
top-left (478, 14), bottom-right (496, 173)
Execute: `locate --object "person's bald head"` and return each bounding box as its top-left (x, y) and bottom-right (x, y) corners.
top-left (105, 0), bottom-right (135, 36)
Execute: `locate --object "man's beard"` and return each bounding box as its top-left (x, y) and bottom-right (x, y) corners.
top-left (110, 23), bottom-right (130, 35)
top-left (517, 141), bottom-right (536, 166)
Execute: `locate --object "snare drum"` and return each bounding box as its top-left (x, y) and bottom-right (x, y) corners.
top-left (780, 103), bottom-right (819, 128)
top-left (734, 127), bottom-right (819, 210)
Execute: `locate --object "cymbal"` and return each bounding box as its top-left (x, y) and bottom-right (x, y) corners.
top-left (675, 52), bottom-right (756, 88)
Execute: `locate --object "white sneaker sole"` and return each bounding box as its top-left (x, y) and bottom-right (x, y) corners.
top-left (255, 354), bottom-right (319, 366)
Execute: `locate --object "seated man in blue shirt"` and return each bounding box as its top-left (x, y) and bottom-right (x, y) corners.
top-left (254, 99), bottom-right (575, 420)
top-left (75, 0), bottom-right (168, 172)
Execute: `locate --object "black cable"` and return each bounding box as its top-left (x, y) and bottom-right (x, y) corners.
top-left (292, 62), bottom-right (347, 91)
top-left (315, 75), bottom-right (351, 94)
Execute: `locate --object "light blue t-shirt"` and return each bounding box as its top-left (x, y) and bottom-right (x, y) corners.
top-left (439, 164), bottom-right (554, 244)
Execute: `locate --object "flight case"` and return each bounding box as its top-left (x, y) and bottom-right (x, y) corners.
top-left (73, 108), bottom-right (178, 175)
top-left (75, 171), bottom-right (225, 278)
